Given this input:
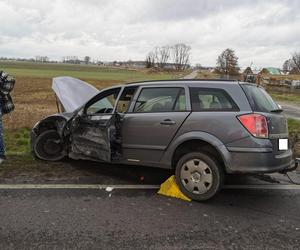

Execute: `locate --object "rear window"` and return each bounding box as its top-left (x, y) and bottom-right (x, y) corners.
top-left (190, 88), bottom-right (239, 111)
top-left (241, 84), bottom-right (279, 112)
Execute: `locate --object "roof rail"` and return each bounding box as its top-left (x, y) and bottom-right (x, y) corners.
top-left (125, 78), bottom-right (238, 85)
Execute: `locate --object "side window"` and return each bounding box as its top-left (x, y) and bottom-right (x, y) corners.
top-left (86, 88), bottom-right (120, 115)
top-left (190, 88), bottom-right (238, 111)
top-left (133, 87), bottom-right (186, 113)
top-left (116, 87), bottom-right (137, 113)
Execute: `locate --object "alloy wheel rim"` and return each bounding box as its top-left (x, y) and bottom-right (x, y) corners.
top-left (180, 159), bottom-right (213, 194)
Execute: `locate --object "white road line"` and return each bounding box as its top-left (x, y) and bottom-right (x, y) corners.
top-left (0, 184), bottom-right (160, 189)
top-left (224, 184), bottom-right (300, 190)
top-left (0, 184), bottom-right (300, 190)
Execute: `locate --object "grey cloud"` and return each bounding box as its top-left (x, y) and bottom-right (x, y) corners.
top-left (0, 0), bottom-right (299, 67)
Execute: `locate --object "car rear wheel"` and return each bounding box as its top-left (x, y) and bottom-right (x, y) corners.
top-left (175, 152), bottom-right (224, 201)
top-left (34, 130), bottom-right (65, 161)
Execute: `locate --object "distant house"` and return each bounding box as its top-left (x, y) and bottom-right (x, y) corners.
top-left (124, 61), bottom-right (146, 68)
top-left (243, 67), bottom-right (253, 75)
top-left (252, 69), bottom-right (261, 75)
top-left (195, 65), bottom-right (215, 71)
top-left (260, 67), bottom-right (282, 75)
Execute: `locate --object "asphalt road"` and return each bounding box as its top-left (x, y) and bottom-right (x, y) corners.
top-left (183, 70), bottom-right (199, 79)
top-left (277, 101), bottom-right (300, 120)
top-left (1, 185), bottom-right (300, 249)
top-left (1, 158), bottom-right (300, 249)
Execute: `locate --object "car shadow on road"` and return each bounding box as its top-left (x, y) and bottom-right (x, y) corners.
top-left (0, 155), bottom-right (172, 184)
top-left (66, 159), bottom-right (174, 185)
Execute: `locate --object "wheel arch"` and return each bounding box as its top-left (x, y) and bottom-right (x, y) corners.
top-left (161, 131), bottom-right (230, 172)
top-left (32, 115), bottom-right (68, 137)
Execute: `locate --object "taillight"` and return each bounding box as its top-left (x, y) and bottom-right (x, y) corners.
top-left (237, 113), bottom-right (268, 138)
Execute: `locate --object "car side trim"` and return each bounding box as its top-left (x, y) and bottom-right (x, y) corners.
top-left (122, 144), bottom-right (165, 151)
top-left (226, 147), bottom-right (273, 153)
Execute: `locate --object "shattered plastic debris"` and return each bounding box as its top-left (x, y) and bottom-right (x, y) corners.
top-left (158, 175), bottom-right (191, 202)
top-left (105, 186), bottom-right (114, 192)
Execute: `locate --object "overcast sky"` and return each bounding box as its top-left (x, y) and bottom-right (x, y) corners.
top-left (0, 0), bottom-right (299, 68)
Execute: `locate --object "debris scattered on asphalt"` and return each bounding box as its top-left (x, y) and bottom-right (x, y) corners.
top-left (105, 186), bottom-right (113, 192)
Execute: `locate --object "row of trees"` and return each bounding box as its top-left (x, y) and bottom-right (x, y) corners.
top-left (62, 56), bottom-right (91, 64)
top-left (145, 43), bottom-right (191, 71)
top-left (215, 49), bottom-right (300, 76)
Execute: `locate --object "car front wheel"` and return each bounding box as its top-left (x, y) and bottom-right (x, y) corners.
top-left (175, 152), bottom-right (224, 201)
top-left (34, 130), bottom-right (65, 161)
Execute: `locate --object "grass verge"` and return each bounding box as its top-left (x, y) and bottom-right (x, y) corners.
top-left (270, 92), bottom-right (300, 104)
top-left (4, 128), bottom-right (31, 155)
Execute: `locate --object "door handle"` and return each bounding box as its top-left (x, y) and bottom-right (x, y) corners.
top-left (160, 119), bottom-right (176, 125)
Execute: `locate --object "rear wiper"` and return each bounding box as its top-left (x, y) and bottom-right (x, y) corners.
top-left (270, 108), bottom-right (283, 113)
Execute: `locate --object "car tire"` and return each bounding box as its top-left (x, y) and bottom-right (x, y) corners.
top-left (34, 130), bottom-right (65, 161)
top-left (175, 152), bottom-right (224, 201)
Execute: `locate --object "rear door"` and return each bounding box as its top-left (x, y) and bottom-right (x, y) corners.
top-left (121, 86), bottom-right (191, 164)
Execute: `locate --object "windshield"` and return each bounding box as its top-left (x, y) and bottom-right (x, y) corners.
top-left (241, 84), bottom-right (279, 113)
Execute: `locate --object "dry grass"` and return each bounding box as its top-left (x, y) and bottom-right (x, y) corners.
top-left (260, 74), bottom-right (300, 81)
top-left (196, 70), bottom-right (221, 79)
top-left (3, 76), bottom-right (122, 129)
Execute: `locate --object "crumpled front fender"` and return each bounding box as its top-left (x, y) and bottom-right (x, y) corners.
top-left (31, 114), bottom-right (71, 140)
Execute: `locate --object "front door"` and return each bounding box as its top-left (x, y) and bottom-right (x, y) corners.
top-left (121, 86), bottom-right (191, 164)
top-left (69, 87), bottom-right (121, 162)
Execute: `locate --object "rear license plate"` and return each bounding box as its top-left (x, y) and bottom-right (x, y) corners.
top-left (279, 139), bottom-right (288, 150)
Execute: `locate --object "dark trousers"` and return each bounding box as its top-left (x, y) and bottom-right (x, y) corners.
top-left (0, 109), bottom-right (5, 157)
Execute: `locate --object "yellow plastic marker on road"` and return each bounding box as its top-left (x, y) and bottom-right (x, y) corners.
top-left (158, 175), bottom-right (191, 201)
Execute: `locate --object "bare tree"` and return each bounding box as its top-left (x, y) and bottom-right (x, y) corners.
top-left (292, 52), bottom-right (300, 70)
top-left (145, 51), bottom-right (156, 68)
top-left (171, 43), bottom-right (191, 71)
top-left (282, 59), bottom-right (295, 73)
top-left (216, 48), bottom-right (239, 75)
top-left (155, 46), bottom-right (170, 69)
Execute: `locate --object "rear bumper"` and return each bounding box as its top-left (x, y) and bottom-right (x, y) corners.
top-left (221, 146), bottom-right (295, 174)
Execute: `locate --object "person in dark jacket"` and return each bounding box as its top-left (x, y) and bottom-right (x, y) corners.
top-left (0, 71), bottom-right (15, 163)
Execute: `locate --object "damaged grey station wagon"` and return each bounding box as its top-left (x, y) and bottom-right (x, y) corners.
top-left (31, 77), bottom-right (296, 200)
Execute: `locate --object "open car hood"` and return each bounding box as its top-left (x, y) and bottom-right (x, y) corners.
top-left (52, 77), bottom-right (99, 113)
